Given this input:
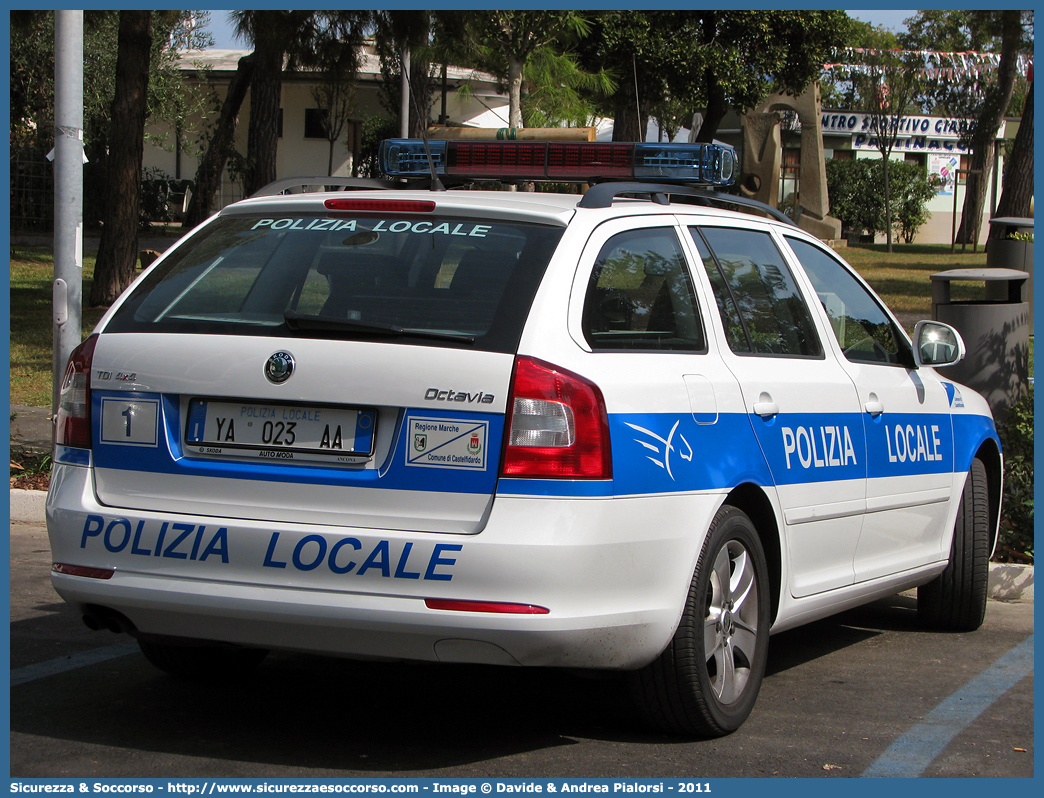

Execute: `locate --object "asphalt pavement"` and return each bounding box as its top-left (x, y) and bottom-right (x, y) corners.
top-left (9, 519), bottom-right (1034, 778)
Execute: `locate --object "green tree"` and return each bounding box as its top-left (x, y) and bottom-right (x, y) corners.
top-left (469, 11), bottom-right (593, 129)
top-left (373, 10), bottom-right (437, 137)
top-left (10, 10), bottom-right (211, 301)
top-left (952, 12), bottom-right (1026, 246)
top-left (186, 11), bottom-right (368, 219)
top-left (889, 161), bottom-right (941, 244)
top-left (519, 37), bottom-right (614, 128)
top-left (848, 49), bottom-right (926, 252)
top-left (991, 78), bottom-right (1034, 231)
top-left (232, 11), bottom-right (321, 196)
top-left (900, 10), bottom-right (1034, 245)
top-left (579, 11), bottom-right (851, 142)
top-left (683, 11), bottom-right (852, 143)
top-left (576, 12), bottom-right (667, 141)
top-left (819, 20), bottom-right (899, 110)
top-left (825, 158), bottom-right (938, 243)
top-left (182, 52), bottom-right (255, 228)
top-left (91, 11), bottom-right (154, 306)
top-left (309, 15), bottom-right (368, 175)
top-left (825, 158), bottom-right (882, 237)
top-left (10, 10), bottom-right (211, 226)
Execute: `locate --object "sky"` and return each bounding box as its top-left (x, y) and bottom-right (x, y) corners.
top-left (200, 9), bottom-right (916, 50)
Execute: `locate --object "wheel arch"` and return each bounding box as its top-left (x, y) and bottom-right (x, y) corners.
top-left (974, 437), bottom-right (1003, 554)
top-left (724, 483), bottom-right (782, 625)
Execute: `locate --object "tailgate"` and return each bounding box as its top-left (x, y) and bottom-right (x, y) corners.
top-left (89, 333), bottom-right (513, 534)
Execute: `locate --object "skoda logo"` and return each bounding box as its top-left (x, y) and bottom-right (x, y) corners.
top-left (264, 351), bottom-right (295, 384)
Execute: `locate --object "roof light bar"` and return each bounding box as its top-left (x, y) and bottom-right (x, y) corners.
top-left (633, 143), bottom-right (737, 183)
top-left (379, 139), bottom-right (447, 176)
top-left (379, 139), bottom-right (737, 186)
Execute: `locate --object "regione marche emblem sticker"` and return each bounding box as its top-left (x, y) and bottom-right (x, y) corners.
top-left (406, 417), bottom-right (488, 470)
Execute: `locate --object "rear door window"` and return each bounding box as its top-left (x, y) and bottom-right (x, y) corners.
top-left (106, 213), bottom-right (564, 353)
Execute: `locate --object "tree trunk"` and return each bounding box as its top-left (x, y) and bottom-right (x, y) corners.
top-left (696, 79), bottom-right (728, 143)
top-left (244, 47), bottom-right (284, 197)
top-left (882, 155), bottom-right (893, 252)
top-left (695, 14), bottom-right (727, 143)
top-left (507, 56), bottom-right (524, 128)
top-left (956, 10), bottom-right (1022, 244)
top-left (409, 56), bottom-right (434, 137)
top-left (91, 10), bottom-right (152, 307)
top-left (183, 53), bottom-right (255, 229)
top-left (611, 74), bottom-right (650, 141)
top-left (991, 80), bottom-right (1034, 234)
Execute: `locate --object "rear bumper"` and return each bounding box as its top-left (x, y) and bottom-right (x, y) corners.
top-left (47, 462), bottom-right (724, 669)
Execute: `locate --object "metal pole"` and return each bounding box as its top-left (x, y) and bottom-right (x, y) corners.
top-left (439, 63), bottom-right (447, 125)
top-left (52, 10), bottom-right (85, 431)
top-left (400, 47), bottom-right (411, 138)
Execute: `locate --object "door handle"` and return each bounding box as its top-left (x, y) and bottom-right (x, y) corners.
top-left (864, 396), bottom-right (884, 416)
top-left (753, 400), bottom-right (779, 418)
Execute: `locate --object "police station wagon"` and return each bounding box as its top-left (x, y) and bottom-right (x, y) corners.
top-left (47, 139), bottom-right (1001, 737)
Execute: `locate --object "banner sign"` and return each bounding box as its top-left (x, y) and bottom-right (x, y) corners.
top-left (821, 112), bottom-right (971, 140)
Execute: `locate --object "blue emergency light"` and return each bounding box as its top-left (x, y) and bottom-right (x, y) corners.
top-left (378, 139), bottom-right (738, 186)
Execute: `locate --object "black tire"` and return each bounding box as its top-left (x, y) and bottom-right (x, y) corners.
top-left (138, 639), bottom-right (268, 680)
top-left (632, 504), bottom-right (771, 737)
top-left (918, 458), bottom-right (990, 631)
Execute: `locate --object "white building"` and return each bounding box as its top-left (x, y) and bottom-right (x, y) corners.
top-left (144, 45), bottom-right (510, 213)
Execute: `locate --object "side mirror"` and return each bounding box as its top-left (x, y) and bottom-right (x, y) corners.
top-left (913, 320), bottom-right (966, 368)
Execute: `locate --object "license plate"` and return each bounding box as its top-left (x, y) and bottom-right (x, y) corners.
top-left (185, 400), bottom-right (376, 463)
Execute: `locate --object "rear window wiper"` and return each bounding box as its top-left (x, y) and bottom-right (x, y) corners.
top-left (283, 310), bottom-right (475, 344)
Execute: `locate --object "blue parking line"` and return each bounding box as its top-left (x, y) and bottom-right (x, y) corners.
top-left (10, 643), bottom-right (140, 686)
top-left (862, 635), bottom-right (1034, 777)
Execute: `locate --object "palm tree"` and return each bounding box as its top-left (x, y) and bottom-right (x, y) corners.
top-left (185, 11), bottom-right (368, 222)
top-left (472, 11), bottom-right (592, 129)
top-left (232, 10), bottom-right (321, 196)
top-left (91, 11), bottom-right (153, 306)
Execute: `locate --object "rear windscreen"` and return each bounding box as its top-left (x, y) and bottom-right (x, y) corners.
top-left (105, 213), bottom-right (564, 353)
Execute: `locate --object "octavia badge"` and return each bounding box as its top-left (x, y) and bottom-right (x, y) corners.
top-left (264, 351), bottom-right (295, 384)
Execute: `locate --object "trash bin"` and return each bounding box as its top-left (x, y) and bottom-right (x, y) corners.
top-left (986, 217), bottom-right (1034, 327)
top-left (931, 268), bottom-right (1029, 423)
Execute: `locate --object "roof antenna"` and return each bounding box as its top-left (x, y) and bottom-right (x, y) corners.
top-left (401, 49), bottom-right (445, 191)
top-left (633, 54), bottom-right (642, 142)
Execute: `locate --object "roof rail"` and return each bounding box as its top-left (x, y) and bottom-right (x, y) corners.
top-left (251, 177), bottom-right (402, 198)
top-left (578, 182), bottom-right (796, 226)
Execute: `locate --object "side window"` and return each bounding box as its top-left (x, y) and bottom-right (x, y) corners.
top-left (582, 228), bottom-right (705, 352)
top-left (692, 227), bottom-right (822, 358)
top-left (786, 237), bottom-right (907, 366)
top-left (688, 230), bottom-right (750, 353)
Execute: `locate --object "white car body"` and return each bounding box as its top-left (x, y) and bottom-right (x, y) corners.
top-left (46, 154), bottom-right (1002, 734)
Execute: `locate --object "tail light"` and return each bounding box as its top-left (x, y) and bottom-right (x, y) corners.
top-left (501, 356), bottom-right (611, 479)
top-left (55, 334), bottom-right (98, 449)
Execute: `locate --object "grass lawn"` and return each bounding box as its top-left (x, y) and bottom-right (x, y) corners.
top-left (3, 240), bottom-right (1012, 408)
top-left (10, 246), bottom-right (107, 407)
top-left (840, 242), bottom-right (988, 318)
